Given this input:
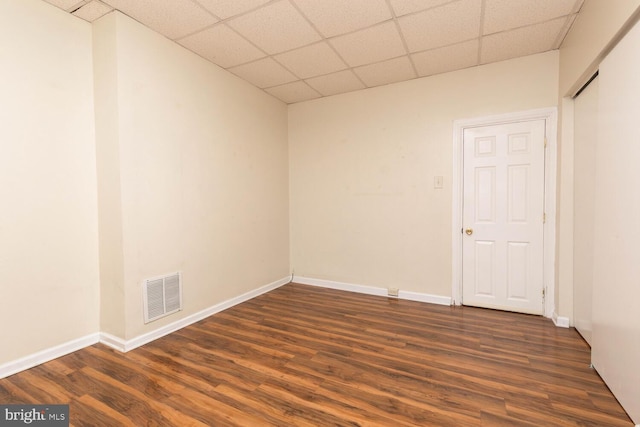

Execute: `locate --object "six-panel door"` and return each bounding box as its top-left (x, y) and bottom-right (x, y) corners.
top-left (462, 120), bottom-right (546, 314)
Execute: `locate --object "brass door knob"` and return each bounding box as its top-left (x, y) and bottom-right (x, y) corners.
top-left (465, 228), bottom-right (473, 235)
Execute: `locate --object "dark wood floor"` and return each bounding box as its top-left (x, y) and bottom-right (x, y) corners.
top-left (0, 283), bottom-right (633, 426)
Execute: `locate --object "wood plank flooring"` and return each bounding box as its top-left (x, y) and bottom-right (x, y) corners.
top-left (0, 283), bottom-right (633, 426)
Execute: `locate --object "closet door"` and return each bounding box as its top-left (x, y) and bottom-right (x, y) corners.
top-left (573, 76), bottom-right (598, 346)
top-left (591, 20), bottom-right (640, 424)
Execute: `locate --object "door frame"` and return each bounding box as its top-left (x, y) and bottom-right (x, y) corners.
top-left (452, 107), bottom-right (557, 318)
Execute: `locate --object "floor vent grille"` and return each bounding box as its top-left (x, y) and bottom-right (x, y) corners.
top-left (143, 272), bottom-right (182, 323)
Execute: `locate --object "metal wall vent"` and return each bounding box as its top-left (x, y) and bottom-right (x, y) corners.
top-left (143, 272), bottom-right (182, 323)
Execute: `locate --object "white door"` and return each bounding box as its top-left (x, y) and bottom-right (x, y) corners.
top-left (462, 120), bottom-right (545, 314)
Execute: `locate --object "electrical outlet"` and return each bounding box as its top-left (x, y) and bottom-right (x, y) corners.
top-left (388, 287), bottom-right (399, 297)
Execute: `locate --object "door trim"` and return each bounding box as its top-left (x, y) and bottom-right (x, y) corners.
top-left (452, 107), bottom-right (557, 318)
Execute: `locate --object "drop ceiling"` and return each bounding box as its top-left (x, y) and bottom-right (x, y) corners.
top-left (43, 0), bottom-right (584, 104)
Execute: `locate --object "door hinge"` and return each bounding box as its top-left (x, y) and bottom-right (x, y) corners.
top-left (542, 287), bottom-right (546, 301)
top-left (543, 212), bottom-right (546, 223)
top-left (544, 137), bottom-right (547, 148)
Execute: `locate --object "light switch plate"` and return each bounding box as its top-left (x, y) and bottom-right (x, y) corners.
top-left (434, 176), bottom-right (443, 189)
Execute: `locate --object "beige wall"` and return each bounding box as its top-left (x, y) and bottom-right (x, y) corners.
top-left (559, 0), bottom-right (640, 96)
top-left (93, 12), bottom-right (290, 340)
top-left (289, 51), bottom-right (559, 296)
top-left (572, 76), bottom-right (598, 344)
top-left (0, 0), bottom-right (100, 364)
top-left (555, 97), bottom-right (575, 323)
top-left (93, 13), bottom-right (126, 338)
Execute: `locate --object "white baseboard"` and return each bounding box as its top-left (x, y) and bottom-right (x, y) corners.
top-left (99, 332), bottom-right (127, 352)
top-left (398, 290), bottom-right (452, 306)
top-left (293, 276), bottom-right (452, 306)
top-left (0, 276), bottom-right (290, 377)
top-left (0, 333), bottom-right (99, 379)
top-left (552, 312), bottom-right (570, 328)
top-left (100, 276), bottom-right (291, 352)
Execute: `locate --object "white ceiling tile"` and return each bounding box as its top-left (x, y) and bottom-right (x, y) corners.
top-left (103, 0), bottom-right (218, 39)
top-left (72, 1), bottom-right (113, 21)
top-left (292, 0), bottom-right (392, 38)
top-left (398, 0), bottom-right (482, 52)
top-left (484, 0), bottom-right (581, 34)
top-left (266, 81), bottom-right (321, 103)
top-left (227, 0), bottom-right (321, 54)
top-left (274, 42), bottom-right (346, 79)
top-left (42, 0), bottom-right (86, 11)
top-left (179, 24), bottom-right (265, 68)
top-left (306, 70), bottom-right (365, 96)
top-left (228, 57), bottom-right (297, 88)
top-left (353, 56), bottom-right (416, 87)
top-left (48, 0), bottom-right (585, 101)
top-left (481, 17), bottom-right (566, 64)
top-left (330, 21), bottom-right (406, 67)
top-left (412, 39), bottom-right (478, 77)
top-left (195, 0), bottom-right (271, 19)
top-left (389, 0), bottom-right (452, 17)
